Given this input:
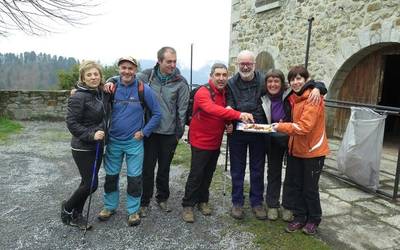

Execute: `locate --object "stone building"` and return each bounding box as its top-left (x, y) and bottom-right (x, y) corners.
top-left (229, 0), bottom-right (400, 138)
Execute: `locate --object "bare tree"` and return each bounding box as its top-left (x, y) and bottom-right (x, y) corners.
top-left (0, 0), bottom-right (99, 36)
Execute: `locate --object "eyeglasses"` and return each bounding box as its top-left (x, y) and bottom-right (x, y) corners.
top-left (238, 62), bottom-right (255, 67)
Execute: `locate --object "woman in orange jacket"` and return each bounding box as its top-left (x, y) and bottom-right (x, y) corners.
top-left (273, 65), bottom-right (329, 235)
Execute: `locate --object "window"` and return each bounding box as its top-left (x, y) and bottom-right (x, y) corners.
top-left (255, 0), bottom-right (281, 13)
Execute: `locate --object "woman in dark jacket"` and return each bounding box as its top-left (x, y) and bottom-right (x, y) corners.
top-left (61, 60), bottom-right (107, 230)
top-left (261, 69), bottom-right (326, 221)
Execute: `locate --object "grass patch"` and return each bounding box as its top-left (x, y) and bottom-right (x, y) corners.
top-left (171, 141), bottom-right (191, 167)
top-left (0, 117), bottom-right (23, 141)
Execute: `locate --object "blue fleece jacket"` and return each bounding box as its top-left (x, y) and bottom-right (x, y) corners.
top-left (109, 77), bottom-right (161, 140)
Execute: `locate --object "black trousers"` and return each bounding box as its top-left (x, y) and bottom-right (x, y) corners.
top-left (65, 149), bottom-right (103, 214)
top-left (182, 146), bottom-right (220, 207)
top-left (141, 133), bottom-right (178, 206)
top-left (265, 133), bottom-right (295, 209)
top-left (289, 155), bottom-right (324, 224)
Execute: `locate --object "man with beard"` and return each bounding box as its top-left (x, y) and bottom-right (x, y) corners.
top-left (181, 63), bottom-right (254, 223)
top-left (226, 50), bottom-right (268, 220)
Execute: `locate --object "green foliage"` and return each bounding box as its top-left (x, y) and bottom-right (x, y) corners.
top-left (103, 64), bottom-right (119, 81)
top-left (58, 64), bottom-right (79, 90)
top-left (0, 117), bottom-right (23, 141)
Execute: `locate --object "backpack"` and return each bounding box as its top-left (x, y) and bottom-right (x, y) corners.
top-left (185, 83), bottom-right (215, 126)
top-left (111, 79), bottom-right (147, 112)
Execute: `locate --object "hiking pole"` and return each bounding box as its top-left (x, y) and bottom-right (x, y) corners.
top-left (84, 141), bottom-right (101, 237)
top-left (223, 135), bottom-right (229, 210)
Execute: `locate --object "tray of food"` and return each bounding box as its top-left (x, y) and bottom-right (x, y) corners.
top-left (236, 122), bottom-right (274, 133)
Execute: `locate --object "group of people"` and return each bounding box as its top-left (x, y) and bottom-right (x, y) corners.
top-left (61, 47), bottom-right (330, 236)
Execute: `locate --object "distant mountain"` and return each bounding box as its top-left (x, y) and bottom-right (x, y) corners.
top-left (0, 52), bottom-right (77, 90)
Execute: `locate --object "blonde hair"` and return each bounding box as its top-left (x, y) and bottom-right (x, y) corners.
top-left (79, 60), bottom-right (104, 86)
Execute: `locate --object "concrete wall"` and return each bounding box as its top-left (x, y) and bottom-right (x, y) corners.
top-left (0, 90), bottom-right (70, 121)
top-left (229, 0), bottom-right (400, 89)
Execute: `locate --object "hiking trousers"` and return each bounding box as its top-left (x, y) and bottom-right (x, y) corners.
top-left (141, 133), bottom-right (178, 206)
top-left (65, 149), bottom-right (103, 214)
top-left (103, 137), bottom-right (143, 215)
top-left (289, 155), bottom-right (324, 224)
top-left (182, 146), bottom-right (220, 207)
top-left (229, 132), bottom-right (266, 207)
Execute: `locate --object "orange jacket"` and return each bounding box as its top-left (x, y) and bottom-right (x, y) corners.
top-left (276, 89), bottom-right (330, 158)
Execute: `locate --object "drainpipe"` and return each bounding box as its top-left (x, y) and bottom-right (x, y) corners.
top-left (305, 17), bottom-right (314, 69)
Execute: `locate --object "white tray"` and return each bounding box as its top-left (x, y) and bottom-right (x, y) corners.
top-left (236, 122), bottom-right (274, 133)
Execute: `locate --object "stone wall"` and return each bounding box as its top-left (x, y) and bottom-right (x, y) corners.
top-left (229, 0), bottom-right (400, 89)
top-left (0, 90), bottom-right (70, 121)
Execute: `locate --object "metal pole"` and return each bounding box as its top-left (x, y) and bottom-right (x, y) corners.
top-left (190, 43), bottom-right (193, 90)
top-left (393, 145), bottom-right (400, 200)
top-left (305, 17), bottom-right (314, 69)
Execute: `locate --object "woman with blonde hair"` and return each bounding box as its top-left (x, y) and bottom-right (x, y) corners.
top-left (61, 60), bottom-right (108, 230)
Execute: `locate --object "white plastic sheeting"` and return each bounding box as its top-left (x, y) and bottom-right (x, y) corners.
top-left (337, 107), bottom-right (387, 191)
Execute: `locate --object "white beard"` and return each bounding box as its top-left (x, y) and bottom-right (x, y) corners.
top-left (239, 70), bottom-right (254, 81)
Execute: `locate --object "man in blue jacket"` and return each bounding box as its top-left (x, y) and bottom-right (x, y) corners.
top-left (98, 56), bottom-right (162, 226)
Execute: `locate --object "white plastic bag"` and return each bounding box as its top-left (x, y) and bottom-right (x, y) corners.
top-left (337, 107), bottom-right (387, 191)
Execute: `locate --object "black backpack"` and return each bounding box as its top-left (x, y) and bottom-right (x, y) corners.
top-left (185, 83), bottom-right (215, 126)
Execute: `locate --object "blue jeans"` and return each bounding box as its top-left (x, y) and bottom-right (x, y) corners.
top-left (103, 137), bottom-right (143, 215)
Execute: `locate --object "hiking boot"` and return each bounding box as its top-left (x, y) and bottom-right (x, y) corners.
top-left (182, 207), bottom-right (195, 223)
top-left (285, 221), bottom-right (305, 233)
top-left (302, 222), bottom-right (318, 235)
top-left (98, 208), bottom-right (115, 221)
top-left (267, 207), bottom-right (279, 221)
top-left (70, 212), bottom-right (92, 230)
top-left (230, 205), bottom-right (244, 220)
top-left (197, 202), bottom-right (212, 216)
top-left (128, 213), bottom-right (141, 227)
top-left (60, 200), bottom-right (73, 225)
top-left (281, 208), bottom-right (294, 222)
top-left (139, 206), bottom-right (149, 218)
top-left (252, 205), bottom-right (267, 220)
top-left (157, 201), bottom-right (172, 212)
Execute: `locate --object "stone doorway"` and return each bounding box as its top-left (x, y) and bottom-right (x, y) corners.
top-left (327, 42), bottom-right (400, 139)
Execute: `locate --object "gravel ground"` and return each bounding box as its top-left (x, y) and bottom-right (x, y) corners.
top-left (0, 121), bottom-right (257, 250)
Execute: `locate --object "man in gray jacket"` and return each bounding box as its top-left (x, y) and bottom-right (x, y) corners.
top-left (138, 47), bottom-right (189, 215)
top-left (105, 47), bottom-right (189, 216)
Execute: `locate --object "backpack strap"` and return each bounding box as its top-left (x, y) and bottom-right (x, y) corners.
top-left (137, 80), bottom-right (148, 112)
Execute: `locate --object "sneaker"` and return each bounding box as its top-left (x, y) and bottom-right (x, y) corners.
top-left (252, 205), bottom-right (267, 220)
top-left (281, 208), bottom-right (294, 222)
top-left (230, 205), bottom-right (244, 220)
top-left (182, 207), bottom-right (195, 223)
top-left (60, 200), bottom-right (73, 225)
top-left (98, 208), bottom-right (115, 221)
top-left (285, 221), bottom-right (305, 233)
top-left (197, 202), bottom-right (212, 216)
top-left (70, 212), bottom-right (92, 230)
top-left (127, 213), bottom-right (141, 227)
top-left (157, 201), bottom-right (172, 212)
top-left (267, 207), bottom-right (279, 221)
top-left (139, 206), bottom-right (149, 218)
top-left (302, 222), bottom-right (318, 235)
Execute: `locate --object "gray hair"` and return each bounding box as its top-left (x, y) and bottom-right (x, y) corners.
top-left (237, 50), bottom-right (255, 63)
top-left (210, 63), bottom-right (227, 76)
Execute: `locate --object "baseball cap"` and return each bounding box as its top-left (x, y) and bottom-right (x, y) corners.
top-left (118, 56), bottom-right (138, 66)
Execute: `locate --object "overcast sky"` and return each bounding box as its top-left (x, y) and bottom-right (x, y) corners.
top-left (0, 0), bottom-right (232, 70)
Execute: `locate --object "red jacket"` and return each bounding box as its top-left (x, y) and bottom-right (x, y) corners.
top-left (189, 80), bottom-right (241, 150)
top-left (277, 89), bottom-right (330, 158)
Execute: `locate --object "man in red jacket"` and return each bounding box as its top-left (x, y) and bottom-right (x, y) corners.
top-left (181, 63), bottom-right (254, 223)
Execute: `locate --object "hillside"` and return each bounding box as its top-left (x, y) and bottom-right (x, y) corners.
top-left (0, 52), bottom-right (78, 90)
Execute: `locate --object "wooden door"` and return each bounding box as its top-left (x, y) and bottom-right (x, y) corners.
top-left (333, 51), bottom-right (384, 137)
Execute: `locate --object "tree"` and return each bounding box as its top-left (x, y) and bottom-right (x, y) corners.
top-left (0, 0), bottom-right (98, 36)
top-left (58, 64), bottom-right (79, 90)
